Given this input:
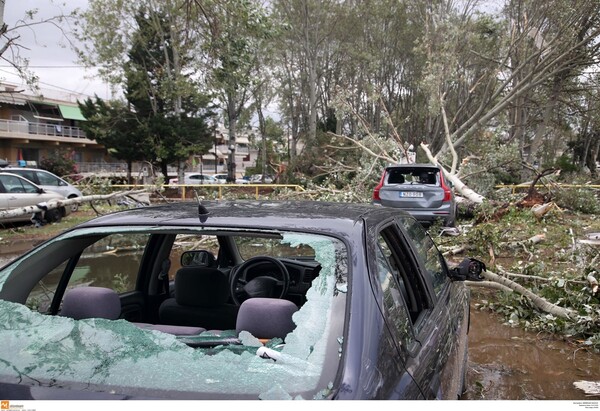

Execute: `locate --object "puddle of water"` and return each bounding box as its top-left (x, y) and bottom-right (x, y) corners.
top-left (0, 238), bottom-right (45, 267)
top-left (464, 304), bottom-right (600, 400)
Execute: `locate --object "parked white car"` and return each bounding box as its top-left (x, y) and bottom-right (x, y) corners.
top-left (169, 173), bottom-right (218, 185)
top-left (1, 167), bottom-right (83, 212)
top-left (211, 174), bottom-right (249, 184)
top-left (0, 172), bottom-right (70, 224)
top-left (249, 174), bottom-right (274, 184)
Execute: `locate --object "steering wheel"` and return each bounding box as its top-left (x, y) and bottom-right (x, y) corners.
top-left (229, 256), bottom-right (290, 305)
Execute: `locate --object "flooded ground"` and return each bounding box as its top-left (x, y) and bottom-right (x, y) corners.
top-left (464, 302), bottom-right (600, 400)
top-left (2, 239), bottom-right (600, 400)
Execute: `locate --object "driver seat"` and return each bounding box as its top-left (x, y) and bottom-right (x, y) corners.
top-left (158, 267), bottom-right (239, 330)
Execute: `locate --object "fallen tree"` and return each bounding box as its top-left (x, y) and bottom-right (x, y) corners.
top-left (465, 268), bottom-right (576, 319)
top-left (0, 190), bottom-right (151, 222)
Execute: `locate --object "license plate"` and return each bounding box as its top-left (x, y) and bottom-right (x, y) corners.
top-left (400, 191), bottom-right (423, 198)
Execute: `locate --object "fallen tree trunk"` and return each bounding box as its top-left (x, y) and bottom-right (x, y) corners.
top-left (420, 143), bottom-right (485, 204)
top-left (503, 233), bottom-right (546, 249)
top-left (573, 381), bottom-right (600, 396)
top-left (0, 190), bottom-right (150, 221)
top-left (465, 280), bottom-right (513, 293)
top-left (475, 269), bottom-right (576, 319)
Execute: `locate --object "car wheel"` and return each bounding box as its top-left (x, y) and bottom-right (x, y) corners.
top-left (68, 195), bottom-right (79, 212)
top-left (445, 205), bottom-right (458, 227)
top-left (43, 208), bottom-right (63, 223)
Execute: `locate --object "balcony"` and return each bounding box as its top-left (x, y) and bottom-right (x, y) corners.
top-left (0, 118), bottom-right (91, 142)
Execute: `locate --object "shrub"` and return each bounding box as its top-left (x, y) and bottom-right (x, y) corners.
top-left (39, 149), bottom-right (77, 177)
top-left (554, 187), bottom-right (600, 214)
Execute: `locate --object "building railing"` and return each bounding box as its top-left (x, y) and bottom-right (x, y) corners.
top-left (0, 118), bottom-right (88, 139)
top-left (75, 162), bottom-right (229, 176)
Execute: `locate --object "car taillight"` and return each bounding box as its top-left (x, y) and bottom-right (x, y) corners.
top-left (440, 174), bottom-right (452, 202)
top-left (373, 172), bottom-right (385, 201)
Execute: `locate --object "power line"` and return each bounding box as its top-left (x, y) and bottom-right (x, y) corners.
top-left (0, 65), bottom-right (99, 69)
top-left (0, 68), bottom-right (108, 99)
top-left (0, 65), bottom-right (94, 69)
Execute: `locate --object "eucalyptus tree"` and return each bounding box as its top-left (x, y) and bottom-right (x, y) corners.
top-left (272, 0), bottom-right (343, 148)
top-left (421, 0), bottom-right (600, 162)
top-left (0, 1), bottom-right (78, 90)
top-left (402, 0), bottom-right (600, 202)
top-left (191, 0), bottom-right (274, 181)
top-left (506, 0), bottom-right (600, 166)
top-left (570, 73), bottom-right (600, 176)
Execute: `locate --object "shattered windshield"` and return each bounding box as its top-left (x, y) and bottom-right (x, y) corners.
top-left (0, 226), bottom-right (348, 400)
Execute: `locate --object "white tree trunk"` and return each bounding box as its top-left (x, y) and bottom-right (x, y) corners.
top-left (420, 142), bottom-right (485, 203)
top-left (0, 190), bottom-right (149, 221)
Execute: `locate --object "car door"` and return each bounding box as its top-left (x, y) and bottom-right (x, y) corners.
top-left (395, 215), bottom-right (470, 398)
top-left (368, 225), bottom-right (424, 399)
top-left (373, 220), bottom-right (465, 399)
top-left (0, 174), bottom-right (46, 209)
top-left (34, 170), bottom-right (69, 197)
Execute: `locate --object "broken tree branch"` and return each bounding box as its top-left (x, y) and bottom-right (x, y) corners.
top-left (481, 269), bottom-right (575, 319)
top-left (0, 190), bottom-right (150, 221)
top-left (420, 142), bottom-right (485, 204)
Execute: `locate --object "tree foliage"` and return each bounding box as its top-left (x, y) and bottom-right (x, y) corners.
top-left (76, 1), bottom-right (214, 180)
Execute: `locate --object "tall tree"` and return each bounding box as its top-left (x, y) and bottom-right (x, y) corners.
top-left (193, 0), bottom-right (274, 181)
top-left (78, 97), bottom-right (150, 183)
top-left (76, 1), bottom-right (215, 180)
top-left (124, 8), bottom-right (214, 179)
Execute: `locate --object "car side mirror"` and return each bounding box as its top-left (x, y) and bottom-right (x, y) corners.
top-left (448, 258), bottom-right (486, 281)
top-left (181, 250), bottom-right (216, 267)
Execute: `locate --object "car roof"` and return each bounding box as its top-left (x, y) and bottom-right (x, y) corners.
top-left (3, 167), bottom-right (48, 172)
top-left (385, 163), bottom-right (440, 169)
top-left (77, 200), bottom-right (407, 233)
top-left (0, 171), bottom-right (39, 182)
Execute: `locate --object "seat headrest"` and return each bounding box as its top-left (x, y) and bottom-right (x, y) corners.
top-left (175, 267), bottom-right (230, 307)
top-left (61, 286), bottom-right (121, 320)
top-left (236, 298), bottom-right (298, 339)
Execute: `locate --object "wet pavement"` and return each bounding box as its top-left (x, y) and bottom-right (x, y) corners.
top-left (1, 238), bottom-right (600, 400)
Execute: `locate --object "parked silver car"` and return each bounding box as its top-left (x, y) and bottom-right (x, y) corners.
top-left (249, 174), bottom-right (273, 184)
top-left (0, 172), bottom-right (70, 224)
top-left (1, 167), bottom-right (83, 212)
top-left (372, 164), bottom-right (457, 227)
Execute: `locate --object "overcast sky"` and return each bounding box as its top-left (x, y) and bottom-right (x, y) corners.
top-left (2, 0), bottom-right (111, 102)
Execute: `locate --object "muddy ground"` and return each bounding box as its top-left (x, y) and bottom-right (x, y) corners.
top-left (464, 296), bottom-right (600, 400)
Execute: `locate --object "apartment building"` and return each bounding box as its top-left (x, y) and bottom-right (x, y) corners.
top-left (0, 82), bottom-right (105, 170)
top-left (0, 82), bottom-right (259, 180)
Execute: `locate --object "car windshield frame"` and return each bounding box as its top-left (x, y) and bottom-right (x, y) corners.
top-left (0, 224), bottom-right (349, 400)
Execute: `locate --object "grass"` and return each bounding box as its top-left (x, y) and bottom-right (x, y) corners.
top-left (0, 205), bottom-right (111, 244)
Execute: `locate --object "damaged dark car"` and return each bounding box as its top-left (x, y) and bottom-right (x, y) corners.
top-left (0, 201), bottom-right (483, 400)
